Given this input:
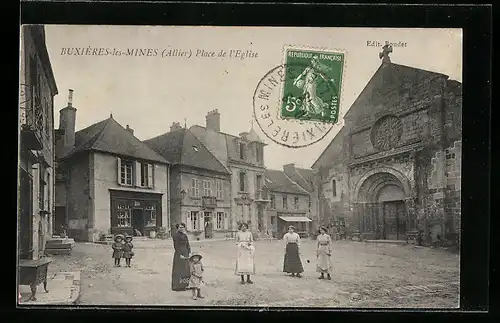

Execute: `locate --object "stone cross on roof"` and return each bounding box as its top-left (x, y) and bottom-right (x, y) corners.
top-left (379, 43), bottom-right (393, 64)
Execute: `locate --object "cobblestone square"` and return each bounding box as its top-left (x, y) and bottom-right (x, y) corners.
top-left (48, 239), bottom-right (459, 308)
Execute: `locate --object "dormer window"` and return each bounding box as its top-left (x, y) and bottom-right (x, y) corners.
top-left (239, 143), bottom-right (246, 160)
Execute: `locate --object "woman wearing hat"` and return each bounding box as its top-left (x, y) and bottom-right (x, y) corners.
top-left (316, 226), bottom-right (333, 280)
top-left (235, 222), bottom-right (255, 284)
top-left (111, 234), bottom-right (125, 267)
top-left (283, 225), bottom-right (304, 277)
top-left (171, 223), bottom-right (191, 291)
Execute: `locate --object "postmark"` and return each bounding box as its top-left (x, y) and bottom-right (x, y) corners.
top-left (253, 48), bottom-right (346, 148)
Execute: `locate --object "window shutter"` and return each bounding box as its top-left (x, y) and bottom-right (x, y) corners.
top-left (147, 164), bottom-right (154, 188)
top-left (187, 212), bottom-right (192, 231)
top-left (135, 161), bottom-right (141, 186)
top-left (224, 213), bottom-right (228, 230)
top-left (117, 157), bottom-right (122, 184)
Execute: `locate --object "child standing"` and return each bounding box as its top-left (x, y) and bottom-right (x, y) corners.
top-left (123, 235), bottom-right (134, 268)
top-left (187, 252), bottom-right (204, 300)
top-left (112, 234), bottom-right (124, 267)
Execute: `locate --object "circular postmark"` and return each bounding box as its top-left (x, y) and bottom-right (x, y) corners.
top-left (253, 64), bottom-right (340, 148)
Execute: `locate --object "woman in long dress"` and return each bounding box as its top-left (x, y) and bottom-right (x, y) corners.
top-left (283, 225), bottom-right (304, 278)
top-left (235, 222), bottom-right (255, 284)
top-left (171, 222), bottom-right (191, 291)
top-left (316, 226), bottom-right (333, 280)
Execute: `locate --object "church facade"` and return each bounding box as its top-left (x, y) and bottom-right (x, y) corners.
top-left (312, 49), bottom-right (462, 246)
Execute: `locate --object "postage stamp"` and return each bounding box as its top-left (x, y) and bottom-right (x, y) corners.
top-left (280, 47), bottom-right (345, 124)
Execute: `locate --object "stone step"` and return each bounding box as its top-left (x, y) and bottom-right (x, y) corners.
top-left (364, 240), bottom-right (407, 245)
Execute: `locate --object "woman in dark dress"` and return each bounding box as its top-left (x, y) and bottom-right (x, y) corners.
top-left (171, 223), bottom-right (191, 291)
top-left (283, 225), bottom-right (304, 278)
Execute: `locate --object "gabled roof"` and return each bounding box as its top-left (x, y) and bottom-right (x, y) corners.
top-left (311, 126), bottom-right (347, 169)
top-left (143, 129), bottom-right (230, 174)
top-left (189, 125), bottom-right (266, 166)
top-left (62, 116), bottom-right (167, 164)
top-left (265, 169), bottom-right (309, 195)
top-left (344, 62), bottom-right (449, 119)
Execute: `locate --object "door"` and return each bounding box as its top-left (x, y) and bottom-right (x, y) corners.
top-left (19, 168), bottom-right (33, 259)
top-left (54, 206), bottom-right (66, 235)
top-left (204, 212), bottom-right (213, 238)
top-left (382, 201), bottom-right (407, 240)
top-left (132, 208), bottom-right (144, 236)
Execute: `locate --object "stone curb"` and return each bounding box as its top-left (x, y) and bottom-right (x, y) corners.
top-left (21, 271), bottom-right (81, 306)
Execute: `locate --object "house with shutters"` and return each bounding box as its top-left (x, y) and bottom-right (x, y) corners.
top-left (54, 98), bottom-right (170, 241)
top-left (143, 122), bottom-right (232, 240)
top-left (189, 110), bottom-right (270, 234)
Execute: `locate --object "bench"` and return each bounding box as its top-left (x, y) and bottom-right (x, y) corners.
top-left (18, 257), bottom-right (52, 301)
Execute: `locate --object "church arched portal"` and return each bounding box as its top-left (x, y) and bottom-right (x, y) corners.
top-left (353, 171), bottom-right (415, 241)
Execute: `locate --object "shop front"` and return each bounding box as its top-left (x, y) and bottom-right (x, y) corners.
top-left (277, 214), bottom-right (312, 238)
top-left (110, 190), bottom-right (163, 237)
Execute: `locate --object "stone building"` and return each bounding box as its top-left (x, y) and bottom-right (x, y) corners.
top-left (312, 50), bottom-right (462, 245)
top-left (144, 122), bottom-right (232, 240)
top-left (18, 25), bottom-right (58, 260)
top-left (265, 169), bottom-right (311, 237)
top-left (189, 110), bottom-right (269, 233)
top-left (55, 104), bottom-right (170, 241)
top-left (282, 163), bottom-right (320, 232)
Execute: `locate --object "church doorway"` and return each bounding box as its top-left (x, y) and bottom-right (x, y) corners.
top-left (380, 200), bottom-right (406, 240)
top-left (353, 168), bottom-right (413, 241)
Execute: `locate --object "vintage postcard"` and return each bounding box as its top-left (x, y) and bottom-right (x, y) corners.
top-left (18, 25), bottom-right (462, 308)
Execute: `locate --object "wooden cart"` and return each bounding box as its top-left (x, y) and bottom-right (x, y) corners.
top-left (18, 257), bottom-right (52, 301)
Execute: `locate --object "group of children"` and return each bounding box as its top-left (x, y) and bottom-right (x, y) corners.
top-left (111, 234), bottom-right (205, 300)
top-left (111, 234), bottom-right (135, 267)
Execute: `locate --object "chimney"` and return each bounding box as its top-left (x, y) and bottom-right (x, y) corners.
top-left (170, 122), bottom-right (182, 132)
top-left (205, 109), bottom-right (220, 132)
top-left (126, 125), bottom-right (134, 135)
top-left (59, 89), bottom-right (77, 156)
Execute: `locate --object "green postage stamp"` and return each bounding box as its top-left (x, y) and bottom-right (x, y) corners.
top-left (280, 47), bottom-right (345, 124)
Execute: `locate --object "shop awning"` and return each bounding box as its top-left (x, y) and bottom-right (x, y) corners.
top-left (278, 216), bottom-right (312, 222)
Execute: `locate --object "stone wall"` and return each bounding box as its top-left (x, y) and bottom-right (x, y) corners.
top-left (65, 153), bottom-right (91, 241)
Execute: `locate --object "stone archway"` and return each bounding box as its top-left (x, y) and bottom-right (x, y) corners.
top-left (352, 167), bottom-right (415, 241)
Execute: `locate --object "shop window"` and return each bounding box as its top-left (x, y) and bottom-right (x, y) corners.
top-left (117, 203), bottom-right (132, 227)
top-left (145, 205), bottom-right (157, 226)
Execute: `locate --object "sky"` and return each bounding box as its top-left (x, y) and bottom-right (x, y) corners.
top-left (44, 26), bottom-right (462, 170)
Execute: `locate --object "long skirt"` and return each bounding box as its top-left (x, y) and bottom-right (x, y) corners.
top-left (316, 245), bottom-right (333, 274)
top-left (171, 251), bottom-right (190, 291)
top-left (235, 244), bottom-right (255, 275)
top-left (283, 243), bottom-right (304, 274)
